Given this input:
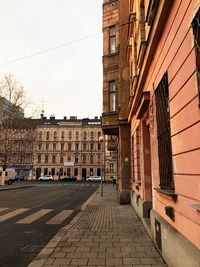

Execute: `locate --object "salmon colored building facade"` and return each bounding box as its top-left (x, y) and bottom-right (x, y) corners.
top-left (128, 0), bottom-right (200, 266)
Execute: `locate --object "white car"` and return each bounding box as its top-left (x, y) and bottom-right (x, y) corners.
top-left (86, 176), bottom-right (101, 182)
top-left (38, 175), bottom-right (54, 181)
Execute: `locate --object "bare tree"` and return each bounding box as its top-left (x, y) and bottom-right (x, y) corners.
top-left (0, 74), bottom-right (30, 172)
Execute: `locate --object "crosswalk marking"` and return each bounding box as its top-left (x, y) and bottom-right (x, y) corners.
top-left (46, 210), bottom-right (73, 225)
top-left (16, 209), bottom-right (52, 224)
top-left (0, 207), bottom-right (9, 213)
top-left (0, 208), bottom-right (29, 222)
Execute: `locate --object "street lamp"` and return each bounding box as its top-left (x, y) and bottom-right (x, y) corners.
top-left (99, 135), bottom-right (105, 197)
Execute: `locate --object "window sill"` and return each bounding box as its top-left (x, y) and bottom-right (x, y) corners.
top-left (154, 187), bottom-right (177, 202)
top-left (191, 204), bottom-right (200, 212)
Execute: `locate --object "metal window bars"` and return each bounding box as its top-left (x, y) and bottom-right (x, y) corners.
top-left (155, 73), bottom-right (174, 190)
top-left (192, 8), bottom-right (200, 107)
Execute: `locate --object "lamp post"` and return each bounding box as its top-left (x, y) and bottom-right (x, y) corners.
top-left (99, 135), bottom-right (105, 197)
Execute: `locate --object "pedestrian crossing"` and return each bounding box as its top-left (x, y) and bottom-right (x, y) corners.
top-left (0, 207), bottom-right (74, 225)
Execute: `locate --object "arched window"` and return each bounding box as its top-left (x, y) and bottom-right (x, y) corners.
top-left (61, 131), bottom-right (65, 140)
top-left (46, 131), bottom-right (50, 141)
top-left (98, 131), bottom-right (101, 139)
top-left (53, 131), bottom-right (57, 140)
top-left (39, 131), bottom-right (43, 141)
top-left (68, 130), bottom-right (72, 140)
top-left (90, 131), bottom-right (94, 141)
top-left (83, 131), bottom-right (87, 140)
top-left (76, 131), bottom-right (79, 140)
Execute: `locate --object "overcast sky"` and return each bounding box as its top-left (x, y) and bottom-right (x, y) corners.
top-left (0, 0), bottom-right (103, 119)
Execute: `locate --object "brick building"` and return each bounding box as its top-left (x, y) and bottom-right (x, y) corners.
top-left (102, 0), bottom-right (131, 203)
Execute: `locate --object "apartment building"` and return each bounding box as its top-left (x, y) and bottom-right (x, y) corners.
top-left (33, 115), bottom-right (104, 180)
top-left (102, 0), bottom-right (131, 203)
top-left (128, 0), bottom-right (200, 266)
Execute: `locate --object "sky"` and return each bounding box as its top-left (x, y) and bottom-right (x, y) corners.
top-left (0, 0), bottom-right (103, 119)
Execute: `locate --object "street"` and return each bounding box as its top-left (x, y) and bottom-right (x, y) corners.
top-left (0, 181), bottom-right (99, 267)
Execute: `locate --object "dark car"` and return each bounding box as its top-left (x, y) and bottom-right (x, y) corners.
top-left (60, 176), bottom-right (77, 182)
top-left (15, 175), bottom-right (25, 181)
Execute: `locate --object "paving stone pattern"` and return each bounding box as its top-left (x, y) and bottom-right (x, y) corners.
top-left (28, 184), bottom-right (167, 267)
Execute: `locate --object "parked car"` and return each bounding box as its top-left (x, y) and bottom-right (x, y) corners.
top-left (15, 175), bottom-right (25, 181)
top-left (86, 176), bottom-right (101, 182)
top-left (38, 175), bottom-right (54, 181)
top-left (60, 176), bottom-right (77, 182)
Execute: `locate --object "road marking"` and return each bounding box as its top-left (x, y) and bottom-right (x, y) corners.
top-left (46, 210), bottom-right (73, 225)
top-left (0, 208), bottom-right (29, 222)
top-left (0, 207), bottom-right (9, 213)
top-left (16, 209), bottom-right (52, 224)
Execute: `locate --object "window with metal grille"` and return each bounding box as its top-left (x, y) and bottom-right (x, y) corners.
top-left (135, 126), bottom-right (141, 182)
top-left (192, 8), bottom-right (200, 107)
top-left (155, 73), bottom-right (174, 190)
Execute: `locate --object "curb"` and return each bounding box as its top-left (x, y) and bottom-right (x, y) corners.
top-left (28, 188), bottom-right (99, 267)
top-left (0, 185), bottom-right (33, 191)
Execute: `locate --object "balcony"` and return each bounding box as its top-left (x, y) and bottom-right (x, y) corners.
top-left (102, 111), bottom-right (119, 135)
top-left (106, 139), bottom-right (118, 151)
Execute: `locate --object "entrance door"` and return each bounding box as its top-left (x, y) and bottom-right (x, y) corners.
top-left (82, 168), bottom-right (86, 180)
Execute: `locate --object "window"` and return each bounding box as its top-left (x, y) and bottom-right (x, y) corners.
top-left (38, 143), bottom-right (42, 151)
top-left (60, 154), bottom-right (64, 163)
top-left (90, 154), bottom-right (94, 164)
top-left (53, 143), bottom-right (56, 151)
top-left (52, 154), bottom-right (56, 163)
top-left (68, 143), bottom-right (71, 151)
top-left (90, 143), bottom-right (94, 151)
top-left (67, 168), bottom-right (71, 176)
top-left (68, 130), bottom-right (72, 140)
top-left (83, 143), bottom-right (87, 151)
top-left (98, 143), bottom-right (101, 151)
top-left (45, 155), bottom-right (48, 163)
top-left (61, 143), bottom-right (64, 151)
top-left (75, 143), bottom-right (79, 152)
top-left (76, 131), bottom-right (79, 140)
top-left (97, 131), bottom-right (101, 139)
top-left (38, 154), bottom-right (41, 163)
top-left (53, 131), bottom-right (57, 140)
top-left (192, 8), bottom-right (200, 107)
top-left (109, 26), bottom-right (117, 54)
top-left (39, 131), bottom-right (42, 141)
top-left (46, 131), bottom-right (50, 141)
top-left (90, 131), bottom-right (94, 141)
top-left (74, 168), bottom-right (78, 176)
top-left (46, 143), bottom-right (49, 151)
top-left (51, 168), bottom-right (55, 176)
top-left (75, 154), bottom-right (78, 163)
top-left (60, 168), bottom-right (63, 176)
top-left (110, 81), bottom-right (116, 111)
top-left (83, 131), bottom-right (87, 140)
top-left (83, 154), bottom-right (86, 164)
top-left (109, 163), bottom-right (114, 173)
top-left (135, 126), bottom-right (141, 182)
top-left (61, 131), bottom-right (65, 140)
top-left (44, 168), bottom-right (48, 175)
top-left (155, 73), bottom-right (174, 190)
top-left (97, 153), bottom-right (101, 163)
top-left (90, 168), bottom-right (93, 176)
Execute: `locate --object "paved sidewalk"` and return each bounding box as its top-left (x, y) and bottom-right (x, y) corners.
top-left (28, 184), bottom-right (167, 267)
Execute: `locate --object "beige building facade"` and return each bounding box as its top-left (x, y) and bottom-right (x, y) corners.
top-left (33, 116), bottom-right (104, 180)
